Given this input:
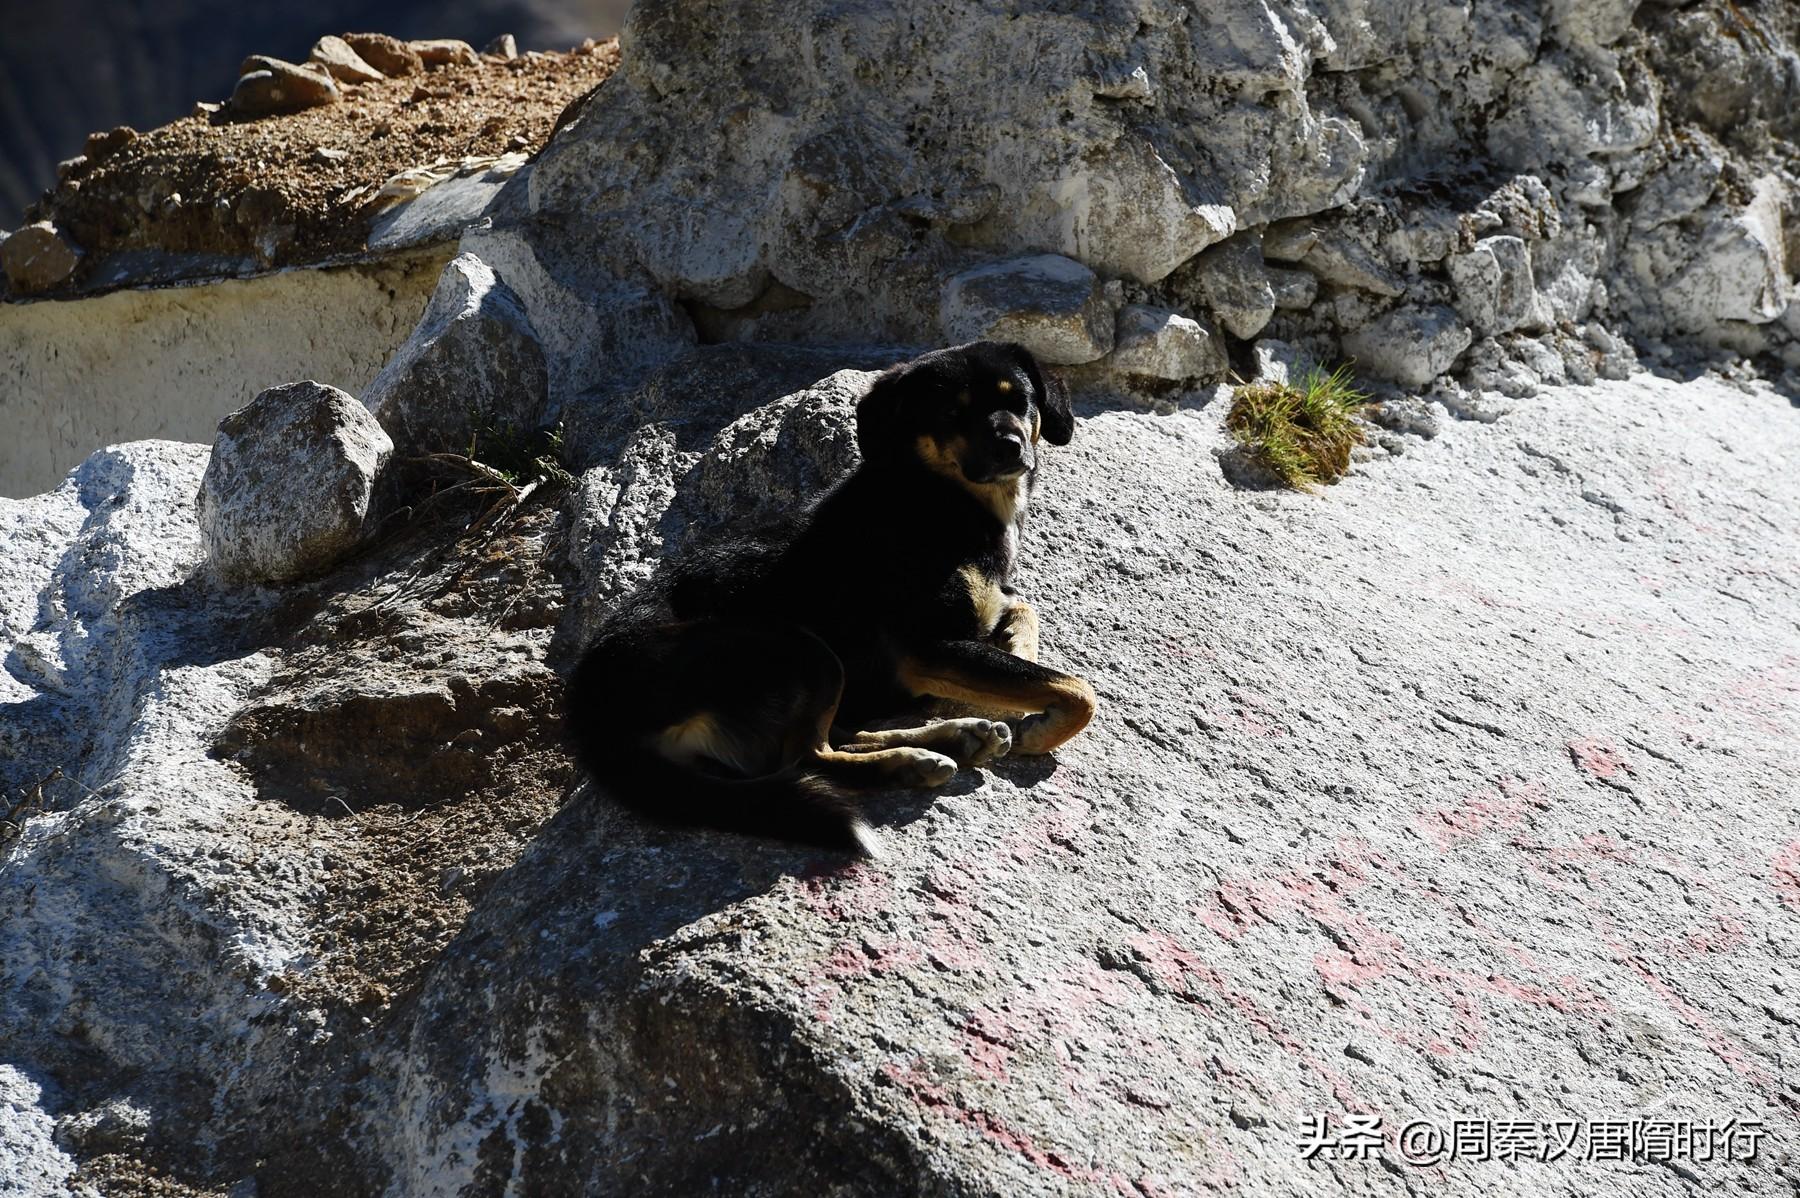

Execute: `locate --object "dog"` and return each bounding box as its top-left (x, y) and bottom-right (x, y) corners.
top-left (566, 340), bottom-right (1096, 856)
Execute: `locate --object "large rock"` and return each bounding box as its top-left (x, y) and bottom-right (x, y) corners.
top-left (361, 252), bottom-right (549, 461)
top-left (195, 380), bottom-right (392, 584)
top-left (383, 368), bottom-right (1800, 1197)
top-left (940, 255), bottom-right (1115, 366)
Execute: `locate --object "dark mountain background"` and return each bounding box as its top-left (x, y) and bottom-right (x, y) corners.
top-left (0, 0), bottom-right (629, 228)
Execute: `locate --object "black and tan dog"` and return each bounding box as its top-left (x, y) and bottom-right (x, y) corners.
top-left (566, 341), bottom-right (1095, 855)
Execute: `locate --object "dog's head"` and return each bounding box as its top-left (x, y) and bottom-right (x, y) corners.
top-left (855, 341), bottom-right (1073, 483)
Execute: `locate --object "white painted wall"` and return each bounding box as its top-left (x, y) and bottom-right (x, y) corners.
top-left (0, 248), bottom-right (450, 498)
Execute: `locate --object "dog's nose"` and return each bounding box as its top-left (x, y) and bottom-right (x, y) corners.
top-left (994, 433), bottom-right (1026, 466)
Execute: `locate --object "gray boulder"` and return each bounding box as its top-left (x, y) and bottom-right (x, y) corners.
top-left (195, 381), bottom-right (392, 584)
top-left (940, 255), bottom-right (1116, 366)
top-left (1344, 304), bottom-right (1475, 388)
top-left (1193, 232), bottom-right (1277, 340)
top-left (1448, 235), bottom-right (1540, 336)
top-left (361, 252), bottom-right (549, 461)
top-left (1107, 305), bottom-right (1226, 382)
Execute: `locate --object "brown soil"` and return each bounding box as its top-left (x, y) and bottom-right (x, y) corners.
top-left (24, 38), bottom-right (619, 285)
top-left (217, 487), bottom-right (580, 1016)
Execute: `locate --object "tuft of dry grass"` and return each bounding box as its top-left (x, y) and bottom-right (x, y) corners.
top-left (1226, 364), bottom-right (1369, 491)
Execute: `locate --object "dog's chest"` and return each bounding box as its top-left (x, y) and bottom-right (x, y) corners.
top-left (955, 526), bottom-right (1017, 637)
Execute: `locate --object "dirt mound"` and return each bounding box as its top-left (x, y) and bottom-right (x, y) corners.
top-left (20, 38), bottom-right (618, 288)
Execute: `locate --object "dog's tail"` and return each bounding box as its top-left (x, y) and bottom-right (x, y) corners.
top-left (575, 738), bottom-right (883, 859)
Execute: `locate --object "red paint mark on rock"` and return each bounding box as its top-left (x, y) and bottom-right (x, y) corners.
top-left (1568, 737), bottom-right (1630, 780)
top-left (1313, 950), bottom-right (1387, 988)
top-left (796, 861), bottom-right (893, 922)
top-left (1419, 777), bottom-right (1545, 851)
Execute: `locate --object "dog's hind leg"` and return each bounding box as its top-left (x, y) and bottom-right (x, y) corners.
top-left (835, 718), bottom-right (1012, 766)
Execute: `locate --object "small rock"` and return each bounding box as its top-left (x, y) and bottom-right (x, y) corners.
top-left (196, 381), bottom-right (393, 584)
top-left (82, 125), bottom-right (136, 165)
top-left (940, 254), bottom-right (1116, 365)
top-left (1261, 218), bottom-right (1317, 262)
top-left (1108, 306), bottom-right (1225, 381)
top-left (410, 39), bottom-right (481, 69)
top-left (1194, 232), bottom-right (1276, 339)
top-left (228, 59), bottom-right (340, 117)
top-left (309, 35), bottom-right (385, 85)
top-left (54, 1100), bottom-right (151, 1156)
top-left (483, 33), bottom-right (519, 60)
top-left (1268, 266), bottom-right (1317, 311)
top-left (55, 156), bottom-right (86, 181)
top-left (193, 100), bottom-right (222, 118)
top-left (1447, 235), bottom-right (1538, 336)
top-left (1369, 395), bottom-right (1441, 439)
top-left (1249, 338), bottom-right (1316, 386)
top-left (1342, 304), bottom-right (1473, 387)
top-left (312, 147), bottom-right (350, 165)
top-left (342, 33), bottom-right (424, 77)
top-left (1302, 233), bottom-right (1405, 297)
top-left (1094, 64), bottom-right (1152, 99)
top-left (1, 222), bottom-right (82, 293)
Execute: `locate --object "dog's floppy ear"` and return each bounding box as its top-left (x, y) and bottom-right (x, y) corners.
top-left (856, 361), bottom-right (915, 460)
top-left (1010, 344), bottom-right (1074, 445)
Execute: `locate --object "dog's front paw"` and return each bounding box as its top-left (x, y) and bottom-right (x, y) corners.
top-left (941, 717), bottom-right (1012, 766)
top-left (891, 748), bottom-right (959, 788)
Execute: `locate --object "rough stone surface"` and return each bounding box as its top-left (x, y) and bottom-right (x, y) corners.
top-left (195, 381), bottom-right (392, 584)
top-left (309, 35), bottom-right (385, 86)
top-left (8, 353), bottom-right (1800, 1194)
top-left (1344, 304), bottom-right (1475, 388)
top-left (1191, 232), bottom-right (1277, 340)
top-left (360, 252), bottom-right (548, 461)
top-left (227, 58), bottom-right (339, 118)
top-left (1, 1066), bottom-right (73, 1195)
top-left (1449, 235), bottom-right (1540, 337)
top-left (502, 0), bottom-right (1800, 401)
top-left (940, 255), bottom-right (1116, 366)
top-left (1106, 305), bottom-right (1225, 382)
top-left (1, 222), bottom-right (80, 293)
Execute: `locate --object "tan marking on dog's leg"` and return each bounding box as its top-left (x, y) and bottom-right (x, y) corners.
top-left (839, 717), bottom-right (1012, 766)
top-left (960, 566), bottom-right (1008, 637)
top-left (991, 601), bottom-right (1039, 662)
top-left (656, 712), bottom-right (761, 775)
top-left (896, 659), bottom-right (1095, 755)
top-left (815, 745), bottom-right (959, 788)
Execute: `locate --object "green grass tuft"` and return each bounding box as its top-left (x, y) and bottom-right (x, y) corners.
top-left (1226, 364), bottom-right (1370, 491)
top-left (461, 420), bottom-right (577, 493)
